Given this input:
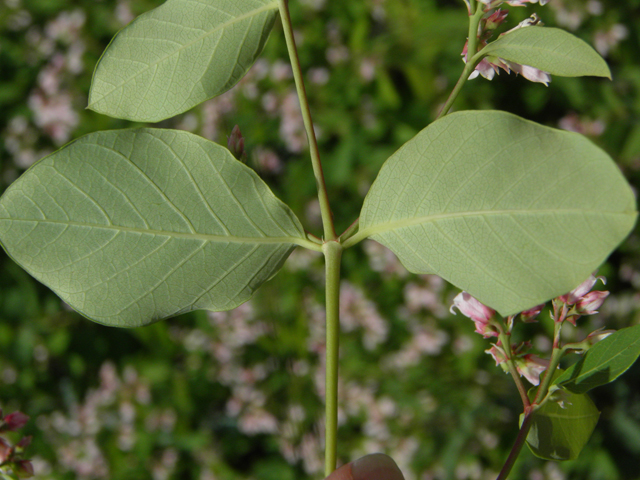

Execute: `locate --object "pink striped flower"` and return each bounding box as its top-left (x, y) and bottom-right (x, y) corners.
top-left (515, 354), bottom-right (550, 385)
top-left (575, 290), bottom-right (609, 316)
top-left (558, 274), bottom-right (606, 305)
top-left (450, 292), bottom-right (498, 338)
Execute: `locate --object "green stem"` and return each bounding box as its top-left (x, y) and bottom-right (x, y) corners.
top-left (436, 4), bottom-right (485, 120)
top-left (322, 241), bottom-right (343, 476)
top-left (496, 326), bottom-right (530, 409)
top-left (466, 3), bottom-right (485, 65)
top-left (436, 62), bottom-right (474, 120)
top-left (278, 0), bottom-right (336, 241)
top-left (496, 411), bottom-right (534, 480)
top-left (533, 323), bottom-right (564, 405)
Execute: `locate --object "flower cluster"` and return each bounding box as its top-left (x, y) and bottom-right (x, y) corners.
top-left (0, 409), bottom-right (33, 478)
top-left (464, 0), bottom-right (551, 13)
top-left (450, 273), bottom-right (612, 386)
top-left (462, 0), bottom-right (552, 84)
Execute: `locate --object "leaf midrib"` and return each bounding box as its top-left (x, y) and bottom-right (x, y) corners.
top-left (360, 207), bottom-right (635, 239)
top-left (88, 1), bottom-right (278, 107)
top-left (1, 216), bottom-right (311, 248)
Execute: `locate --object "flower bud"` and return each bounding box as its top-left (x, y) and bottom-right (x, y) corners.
top-left (586, 328), bottom-right (616, 345)
top-left (486, 345), bottom-right (507, 365)
top-left (451, 292), bottom-right (498, 338)
top-left (575, 290), bottom-right (609, 316)
top-left (558, 274), bottom-right (605, 305)
top-left (227, 125), bottom-right (247, 163)
top-left (3, 412), bottom-right (29, 432)
top-left (520, 303), bottom-right (545, 323)
top-left (14, 459), bottom-right (35, 478)
top-left (484, 9), bottom-right (508, 30)
top-left (15, 436), bottom-right (32, 454)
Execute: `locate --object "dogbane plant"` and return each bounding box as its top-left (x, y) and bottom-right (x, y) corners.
top-left (0, 0), bottom-right (638, 477)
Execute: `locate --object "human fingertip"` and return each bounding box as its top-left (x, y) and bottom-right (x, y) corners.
top-left (351, 453), bottom-right (405, 480)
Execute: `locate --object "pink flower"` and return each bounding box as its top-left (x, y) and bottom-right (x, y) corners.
top-left (479, 0), bottom-right (551, 7)
top-left (450, 292), bottom-right (498, 338)
top-left (515, 354), bottom-right (550, 385)
top-left (575, 290), bottom-right (609, 315)
top-left (520, 303), bottom-right (545, 323)
top-left (558, 274), bottom-right (606, 304)
top-left (506, 0), bottom-right (551, 6)
top-left (507, 62), bottom-right (551, 84)
top-left (462, 40), bottom-right (551, 85)
top-left (486, 345), bottom-right (507, 365)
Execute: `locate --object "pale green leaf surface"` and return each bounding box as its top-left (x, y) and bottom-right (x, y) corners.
top-left (525, 389), bottom-right (600, 460)
top-left (554, 324), bottom-right (640, 394)
top-left (482, 27), bottom-right (611, 78)
top-left (359, 111), bottom-right (637, 316)
top-left (88, 0), bottom-right (278, 122)
top-left (0, 129), bottom-right (306, 327)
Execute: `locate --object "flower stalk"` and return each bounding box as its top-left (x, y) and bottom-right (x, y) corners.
top-left (437, 3), bottom-right (486, 119)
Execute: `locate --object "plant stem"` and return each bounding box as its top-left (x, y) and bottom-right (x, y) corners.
top-left (496, 327), bottom-right (530, 409)
top-left (278, 0), bottom-right (336, 241)
top-left (533, 322), bottom-right (564, 405)
top-left (436, 4), bottom-right (485, 120)
top-left (436, 62), bottom-right (474, 120)
top-left (323, 240), bottom-right (343, 476)
top-left (498, 315), bottom-right (567, 480)
top-left (496, 411), bottom-right (534, 480)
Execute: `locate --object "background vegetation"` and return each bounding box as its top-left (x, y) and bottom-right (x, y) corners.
top-left (1, 0), bottom-right (639, 478)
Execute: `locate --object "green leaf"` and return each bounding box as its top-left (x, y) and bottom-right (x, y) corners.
top-left (88, 0), bottom-right (278, 122)
top-left (554, 324), bottom-right (640, 394)
top-left (358, 111), bottom-right (637, 316)
top-left (525, 389), bottom-right (600, 460)
top-left (482, 27), bottom-right (611, 79)
top-left (0, 129), bottom-right (307, 327)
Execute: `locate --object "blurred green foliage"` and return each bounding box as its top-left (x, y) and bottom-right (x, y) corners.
top-left (1, 0), bottom-right (640, 479)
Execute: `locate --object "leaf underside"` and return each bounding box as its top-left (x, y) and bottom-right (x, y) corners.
top-left (88, 0), bottom-right (279, 122)
top-left (360, 110), bottom-right (637, 316)
top-left (0, 129), bottom-right (305, 327)
top-left (483, 26), bottom-right (611, 78)
top-left (554, 324), bottom-right (640, 394)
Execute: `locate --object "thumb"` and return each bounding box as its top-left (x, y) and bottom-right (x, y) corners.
top-left (326, 454), bottom-right (405, 480)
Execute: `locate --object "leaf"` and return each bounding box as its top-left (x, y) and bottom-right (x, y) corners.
top-left (88, 0), bottom-right (279, 122)
top-left (524, 389), bottom-right (600, 460)
top-left (359, 111), bottom-right (637, 316)
top-left (554, 324), bottom-right (640, 394)
top-left (0, 129), bottom-right (307, 327)
top-left (482, 27), bottom-right (611, 78)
